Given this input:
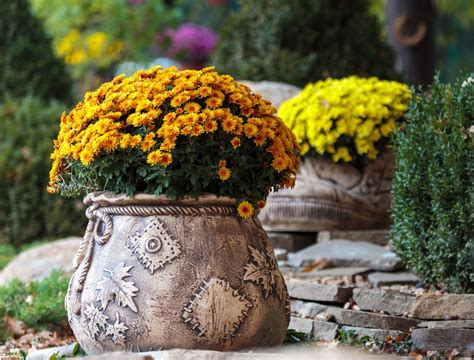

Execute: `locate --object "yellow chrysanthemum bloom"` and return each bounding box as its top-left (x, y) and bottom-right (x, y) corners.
top-left (279, 76), bottom-right (411, 164)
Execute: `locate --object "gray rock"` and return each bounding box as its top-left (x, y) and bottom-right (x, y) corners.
top-left (326, 307), bottom-right (420, 332)
top-left (240, 81), bottom-right (301, 109)
top-left (368, 272), bottom-right (420, 287)
top-left (26, 344), bottom-right (76, 360)
top-left (287, 279), bottom-right (353, 303)
top-left (267, 231), bottom-right (317, 252)
top-left (288, 316), bottom-right (314, 336)
top-left (352, 288), bottom-right (416, 316)
top-left (411, 328), bottom-right (474, 356)
top-left (308, 267), bottom-right (372, 279)
top-left (410, 294), bottom-right (474, 320)
top-left (0, 237), bottom-right (81, 284)
top-left (340, 326), bottom-right (404, 340)
top-left (417, 320), bottom-right (474, 329)
top-left (288, 240), bottom-right (403, 271)
top-left (274, 248), bottom-right (288, 261)
top-left (317, 230), bottom-right (389, 246)
top-left (313, 320), bottom-right (339, 341)
top-left (291, 299), bottom-right (328, 318)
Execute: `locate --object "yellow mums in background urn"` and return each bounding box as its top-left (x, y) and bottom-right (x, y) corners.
top-left (260, 77), bottom-right (411, 231)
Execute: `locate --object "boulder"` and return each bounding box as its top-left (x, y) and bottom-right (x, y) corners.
top-left (0, 237), bottom-right (81, 284)
top-left (240, 81), bottom-right (301, 109)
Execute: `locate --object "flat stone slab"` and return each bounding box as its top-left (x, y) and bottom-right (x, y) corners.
top-left (326, 307), bottom-right (420, 332)
top-left (0, 237), bottom-right (81, 284)
top-left (313, 320), bottom-right (339, 341)
top-left (352, 288), bottom-right (416, 316)
top-left (341, 326), bottom-right (404, 340)
top-left (307, 267), bottom-right (372, 279)
top-left (417, 320), bottom-right (474, 329)
top-left (412, 328), bottom-right (474, 355)
top-left (291, 299), bottom-right (328, 318)
top-left (410, 294), bottom-right (474, 320)
top-left (288, 239), bottom-right (403, 271)
top-left (368, 272), bottom-right (420, 287)
top-left (287, 279), bottom-right (353, 303)
top-left (317, 230), bottom-right (389, 246)
top-left (288, 316), bottom-right (314, 336)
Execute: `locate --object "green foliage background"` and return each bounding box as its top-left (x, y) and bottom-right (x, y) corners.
top-left (0, 0), bottom-right (72, 101)
top-left (0, 271), bottom-right (69, 341)
top-left (0, 96), bottom-right (86, 247)
top-left (212, 0), bottom-right (397, 87)
top-left (391, 75), bottom-right (473, 293)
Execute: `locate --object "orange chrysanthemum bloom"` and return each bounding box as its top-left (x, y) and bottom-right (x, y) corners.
top-left (237, 201), bottom-right (254, 219)
top-left (205, 96), bottom-right (223, 109)
top-left (218, 160), bottom-right (227, 167)
top-left (218, 167), bottom-right (231, 181)
top-left (184, 102), bottom-right (201, 113)
top-left (272, 156), bottom-right (288, 172)
top-left (204, 120), bottom-right (217, 133)
top-left (230, 137), bottom-right (241, 148)
top-left (257, 200), bottom-right (266, 209)
top-left (158, 152), bottom-right (173, 167)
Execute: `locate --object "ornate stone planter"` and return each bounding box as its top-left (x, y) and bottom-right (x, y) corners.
top-left (66, 192), bottom-right (290, 354)
top-left (259, 152), bottom-right (394, 231)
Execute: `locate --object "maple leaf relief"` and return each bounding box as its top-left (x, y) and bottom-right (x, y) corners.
top-left (96, 262), bottom-right (139, 313)
top-left (243, 245), bottom-right (286, 301)
top-left (84, 302), bottom-right (108, 339)
top-left (106, 313), bottom-right (128, 347)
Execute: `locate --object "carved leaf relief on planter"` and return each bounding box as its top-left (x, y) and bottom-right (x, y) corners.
top-left (128, 217), bottom-right (182, 274)
top-left (243, 245), bottom-right (286, 301)
top-left (182, 278), bottom-right (253, 342)
top-left (96, 262), bottom-right (139, 313)
top-left (84, 302), bottom-right (129, 346)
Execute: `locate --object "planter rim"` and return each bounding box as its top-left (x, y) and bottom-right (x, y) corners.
top-left (84, 191), bottom-right (236, 207)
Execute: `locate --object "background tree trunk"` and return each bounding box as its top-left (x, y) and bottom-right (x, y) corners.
top-left (385, 0), bottom-right (437, 86)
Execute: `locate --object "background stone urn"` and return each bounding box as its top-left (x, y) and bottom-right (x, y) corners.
top-left (66, 192), bottom-right (290, 354)
top-left (259, 152), bottom-right (394, 231)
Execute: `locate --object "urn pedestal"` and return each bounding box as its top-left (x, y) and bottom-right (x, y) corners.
top-left (259, 153), bottom-right (394, 232)
top-left (66, 192), bottom-right (290, 354)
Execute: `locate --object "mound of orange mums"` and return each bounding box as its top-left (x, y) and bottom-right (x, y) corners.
top-left (48, 66), bottom-right (301, 217)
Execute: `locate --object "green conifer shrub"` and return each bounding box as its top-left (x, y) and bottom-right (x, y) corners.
top-left (391, 75), bottom-right (473, 293)
top-left (212, 0), bottom-right (396, 87)
top-left (0, 96), bottom-right (86, 247)
top-left (0, 0), bottom-right (72, 101)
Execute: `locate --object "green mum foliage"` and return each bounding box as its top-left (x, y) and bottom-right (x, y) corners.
top-left (212, 0), bottom-right (397, 87)
top-left (391, 75), bottom-right (474, 293)
top-left (0, 0), bottom-right (72, 101)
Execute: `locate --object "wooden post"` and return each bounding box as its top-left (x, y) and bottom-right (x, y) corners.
top-left (385, 0), bottom-right (437, 86)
